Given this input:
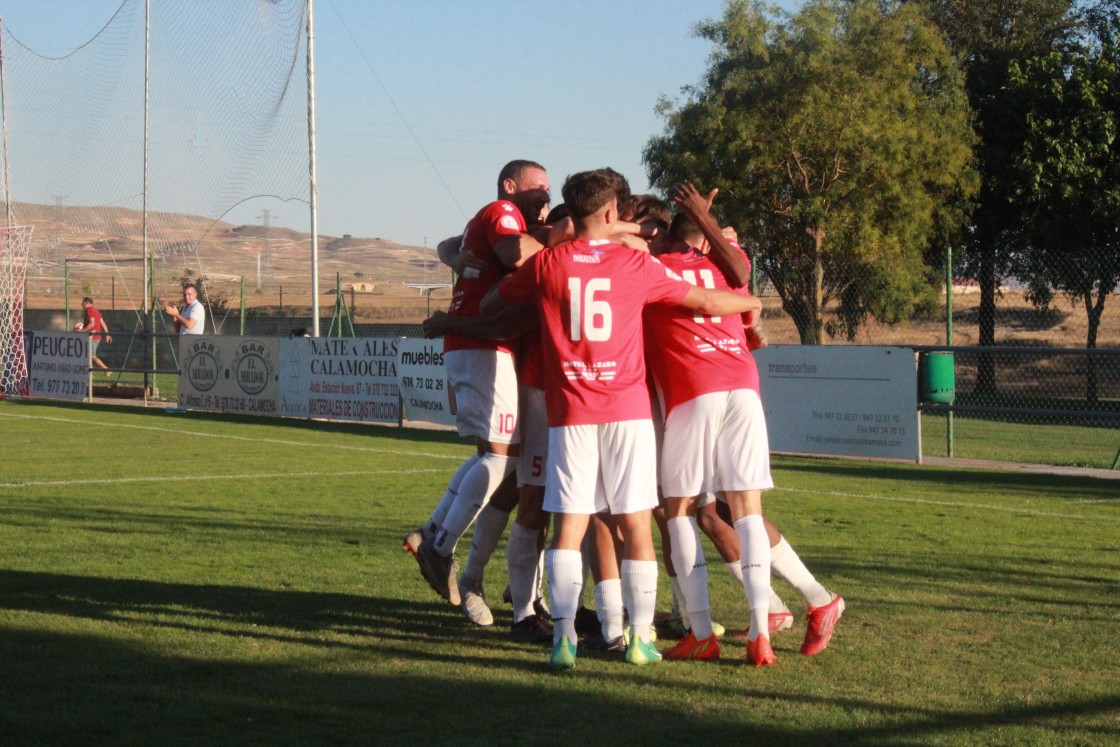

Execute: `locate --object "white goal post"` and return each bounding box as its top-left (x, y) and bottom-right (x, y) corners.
top-left (0, 224), bottom-right (33, 398)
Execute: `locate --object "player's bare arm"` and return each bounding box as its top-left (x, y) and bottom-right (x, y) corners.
top-left (494, 232), bottom-right (546, 269)
top-left (672, 181), bottom-right (751, 288)
top-left (678, 285), bottom-right (762, 323)
top-left (437, 234), bottom-right (489, 277)
top-left (422, 307), bottom-right (537, 340)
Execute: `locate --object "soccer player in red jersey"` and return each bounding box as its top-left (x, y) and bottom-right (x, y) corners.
top-left (408, 161), bottom-right (551, 616)
top-left (481, 169), bottom-right (763, 669)
top-left (645, 183), bottom-right (844, 665)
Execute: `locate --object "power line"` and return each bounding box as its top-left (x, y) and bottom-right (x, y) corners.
top-left (324, 0), bottom-right (467, 221)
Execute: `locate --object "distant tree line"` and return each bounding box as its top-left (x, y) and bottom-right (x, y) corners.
top-left (645, 0), bottom-right (1119, 396)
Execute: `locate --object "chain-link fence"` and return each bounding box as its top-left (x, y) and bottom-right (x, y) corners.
top-left (23, 260), bottom-right (1120, 469)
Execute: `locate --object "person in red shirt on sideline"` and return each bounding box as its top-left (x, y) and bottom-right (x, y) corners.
top-left (76, 296), bottom-right (113, 377)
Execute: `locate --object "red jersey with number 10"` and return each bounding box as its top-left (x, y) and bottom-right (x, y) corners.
top-left (444, 199), bottom-right (526, 355)
top-left (498, 239), bottom-right (691, 427)
top-left (643, 248), bottom-right (759, 416)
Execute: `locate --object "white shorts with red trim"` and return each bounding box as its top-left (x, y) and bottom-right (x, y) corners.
top-left (544, 419), bottom-right (658, 515)
top-left (661, 388), bottom-right (774, 497)
top-left (444, 349), bottom-right (520, 444)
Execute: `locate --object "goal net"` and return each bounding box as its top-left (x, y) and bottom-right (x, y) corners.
top-left (0, 225), bottom-right (33, 398)
top-left (1, 0), bottom-right (310, 321)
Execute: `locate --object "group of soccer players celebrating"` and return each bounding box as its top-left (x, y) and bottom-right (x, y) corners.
top-left (405, 160), bottom-right (844, 669)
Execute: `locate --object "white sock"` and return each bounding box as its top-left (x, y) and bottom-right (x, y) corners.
top-left (668, 516), bottom-right (712, 640)
top-left (432, 453), bottom-right (515, 557)
top-left (461, 503), bottom-right (509, 583)
top-left (728, 559), bottom-right (788, 614)
top-left (594, 578), bottom-right (624, 642)
top-left (507, 522), bottom-right (539, 623)
top-left (547, 549), bottom-right (583, 647)
top-left (771, 537), bottom-right (831, 607)
top-left (534, 532), bottom-right (546, 603)
top-left (621, 559), bottom-right (658, 644)
top-left (734, 515), bottom-right (771, 641)
top-left (425, 453), bottom-right (481, 538)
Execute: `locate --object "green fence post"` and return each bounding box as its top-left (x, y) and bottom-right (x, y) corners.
top-left (946, 244), bottom-right (954, 458)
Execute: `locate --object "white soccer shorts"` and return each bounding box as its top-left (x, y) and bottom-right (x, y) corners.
top-left (544, 419), bottom-right (658, 515)
top-left (444, 349), bottom-right (520, 445)
top-left (661, 388), bottom-right (774, 497)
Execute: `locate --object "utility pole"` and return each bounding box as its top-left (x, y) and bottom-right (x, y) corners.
top-left (51, 195), bottom-right (67, 265)
top-left (255, 208), bottom-right (271, 292)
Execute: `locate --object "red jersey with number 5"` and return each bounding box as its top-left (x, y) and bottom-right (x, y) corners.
top-left (498, 239), bottom-right (691, 427)
top-left (444, 199), bottom-right (527, 355)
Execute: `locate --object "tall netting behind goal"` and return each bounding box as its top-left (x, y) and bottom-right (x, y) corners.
top-left (1, 0), bottom-right (310, 326)
top-left (0, 225), bottom-right (33, 398)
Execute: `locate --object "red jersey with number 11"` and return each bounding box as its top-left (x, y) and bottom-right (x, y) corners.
top-left (643, 249), bottom-right (758, 416)
top-left (498, 239), bottom-right (691, 427)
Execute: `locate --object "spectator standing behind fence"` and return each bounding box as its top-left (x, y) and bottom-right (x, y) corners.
top-left (164, 284), bottom-right (205, 335)
top-left (76, 296), bottom-right (113, 377)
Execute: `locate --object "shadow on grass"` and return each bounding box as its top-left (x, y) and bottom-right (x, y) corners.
top-left (2, 571), bottom-right (1118, 746)
top-left (775, 457), bottom-right (1120, 500)
top-left (5, 397), bottom-right (467, 446)
top-left (0, 570), bottom-right (475, 648)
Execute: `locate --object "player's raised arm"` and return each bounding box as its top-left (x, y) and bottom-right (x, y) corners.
top-left (671, 181), bottom-right (751, 288)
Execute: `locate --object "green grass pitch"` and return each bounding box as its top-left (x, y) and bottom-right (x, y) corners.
top-left (0, 400), bottom-right (1117, 746)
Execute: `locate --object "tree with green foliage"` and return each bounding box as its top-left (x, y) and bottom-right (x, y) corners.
top-left (644, 0), bottom-right (976, 344)
top-left (1007, 9), bottom-right (1120, 401)
top-left (911, 0), bottom-right (1081, 393)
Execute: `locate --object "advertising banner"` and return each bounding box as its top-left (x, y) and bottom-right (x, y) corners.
top-left (26, 331), bottom-right (88, 401)
top-left (756, 345), bottom-right (919, 461)
top-left (276, 337), bottom-right (400, 423)
top-left (178, 336), bottom-right (279, 414)
top-left (396, 337), bottom-right (455, 427)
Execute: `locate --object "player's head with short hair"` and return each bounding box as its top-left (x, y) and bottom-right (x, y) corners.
top-left (81, 296), bottom-right (94, 308)
top-left (629, 195), bottom-right (671, 232)
top-left (497, 159), bottom-right (550, 226)
top-left (669, 211), bottom-right (705, 246)
top-left (545, 203), bottom-right (570, 225)
top-left (497, 159), bottom-right (546, 196)
top-left (183, 284), bottom-right (199, 303)
top-left (561, 169), bottom-right (618, 222)
top-left (602, 167), bottom-right (631, 209)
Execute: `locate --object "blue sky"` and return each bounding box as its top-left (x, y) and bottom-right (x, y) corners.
top-left (0, 0), bottom-right (800, 247)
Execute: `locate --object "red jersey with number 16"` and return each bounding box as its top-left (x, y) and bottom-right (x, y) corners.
top-left (444, 199), bottom-right (527, 355)
top-left (498, 239), bottom-right (691, 427)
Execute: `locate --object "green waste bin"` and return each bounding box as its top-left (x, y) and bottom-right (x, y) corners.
top-left (920, 351), bottom-right (955, 404)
